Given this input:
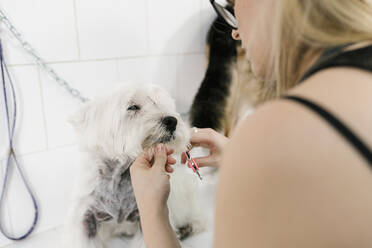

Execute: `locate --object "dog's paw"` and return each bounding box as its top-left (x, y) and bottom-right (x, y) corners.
top-left (176, 223), bottom-right (193, 240)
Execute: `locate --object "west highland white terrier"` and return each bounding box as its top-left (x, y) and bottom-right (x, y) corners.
top-left (62, 84), bottom-right (208, 248)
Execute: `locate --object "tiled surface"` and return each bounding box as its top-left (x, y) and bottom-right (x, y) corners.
top-left (148, 0), bottom-right (204, 55)
top-left (177, 54), bottom-right (207, 113)
top-left (118, 54), bottom-right (207, 113)
top-left (0, 0), bottom-right (78, 65)
top-left (75, 0), bottom-right (148, 60)
top-left (0, 0), bottom-right (215, 246)
top-left (0, 76), bottom-right (10, 161)
top-left (5, 146), bottom-right (79, 237)
top-left (0, 159), bottom-right (13, 247)
top-left (0, 65), bottom-right (47, 158)
top-left (39, 60), bottom-right (118, 149)
top-left (117, 55), bottom-right (178, 98)
top-left (2, 228), bottom-right (60, 248)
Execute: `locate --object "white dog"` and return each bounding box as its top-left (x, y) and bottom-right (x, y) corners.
top-left (62, 84), bottom-right (208, 248)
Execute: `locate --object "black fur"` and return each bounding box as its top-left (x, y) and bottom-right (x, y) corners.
top-left (177, 223), bottom-right (193, 240)
top-left (190, 5), bottom-right (240, 131)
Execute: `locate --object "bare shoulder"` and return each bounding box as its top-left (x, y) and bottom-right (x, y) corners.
top-left (225, 67), bottom-right (372, 170)
top-left (214, 68), bottom-right (372, 248)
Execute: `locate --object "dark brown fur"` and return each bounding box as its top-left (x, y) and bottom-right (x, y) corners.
top-left (190, 3), bottom-right (275, 136)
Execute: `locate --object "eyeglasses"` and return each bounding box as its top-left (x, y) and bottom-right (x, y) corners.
top-left (209, 0), bottom-right (238, 30)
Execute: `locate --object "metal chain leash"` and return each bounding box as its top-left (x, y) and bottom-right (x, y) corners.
top-left (0, 8), bottom-right (89, 103)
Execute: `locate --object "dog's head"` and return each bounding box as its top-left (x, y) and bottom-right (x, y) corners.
top-left (71, 84), bottom-right (189, 158)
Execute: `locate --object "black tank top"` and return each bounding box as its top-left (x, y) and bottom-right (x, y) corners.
top-left (283, 45), bottom-right (372, 165)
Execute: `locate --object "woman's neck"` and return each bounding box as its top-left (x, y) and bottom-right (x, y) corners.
top-left (298, 49), bottom-right (323, 82)
top-left (298, 41), bottom-right (372, 82)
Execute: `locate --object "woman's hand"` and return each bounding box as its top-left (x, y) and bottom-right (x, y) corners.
top-left (182, 128), bottom-right (229, 168)
top-left (130, 144), bottom-right (176, 217)
top-left (130, 144), bottom-right (182, 248)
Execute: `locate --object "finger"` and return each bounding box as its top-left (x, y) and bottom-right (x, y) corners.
top-left (193, 156), bottom-right (214, 168)
top-left (167, 156), bottom-right (176, 165)
top-left (181, 152), bottom-right (186, 164)
top-left (167, 148), bottom-right (174, 156)
top-left (189, 128), bottom-right (215, 148)
top-left (187, 142), bottom-right (200, 149)
top-left (133, 148), bottom-right (153, 168)
top-left (165, 165), bottom-right (174, 173)
top-left (153, 144), bottom-right (168, 171)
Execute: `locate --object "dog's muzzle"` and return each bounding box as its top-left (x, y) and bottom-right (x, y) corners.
top-left (161, 116), bottom-right (178, 133)
top-left (141, 116), bottom-right (179, 149)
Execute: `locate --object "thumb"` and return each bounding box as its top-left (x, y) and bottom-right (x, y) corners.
top-left (153, 144), bottom-right (168, 171)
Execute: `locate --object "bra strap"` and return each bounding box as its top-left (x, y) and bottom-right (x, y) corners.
top-left (284, 95), bottom-right (372, 165)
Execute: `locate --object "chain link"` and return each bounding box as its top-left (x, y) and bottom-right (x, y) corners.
top-left (0, 8), bottom-right (89, 103)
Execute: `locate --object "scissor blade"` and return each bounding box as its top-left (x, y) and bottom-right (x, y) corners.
top-left (195, 169), bottom-right (203, 181)
top-left (185, 151), bottom-right (191, 160)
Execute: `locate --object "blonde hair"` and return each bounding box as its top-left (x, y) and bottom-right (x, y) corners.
top-left (259, 0), bottom-right (372, 99)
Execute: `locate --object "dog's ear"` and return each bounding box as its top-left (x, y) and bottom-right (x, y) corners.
top-left (69, 102), bottom-right (95, 131)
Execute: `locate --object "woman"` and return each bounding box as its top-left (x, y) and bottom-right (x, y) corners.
top-left (130, 0), bottom-right (372, 247)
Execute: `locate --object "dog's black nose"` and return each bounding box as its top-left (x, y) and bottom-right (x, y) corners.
top-left (162, 116), bottom-right (177, 132)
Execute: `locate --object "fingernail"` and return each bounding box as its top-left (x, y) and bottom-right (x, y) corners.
top-left (157, 144), bottom-right (163, 152)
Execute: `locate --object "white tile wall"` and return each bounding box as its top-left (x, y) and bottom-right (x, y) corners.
top-left (0, 0), bottom-right (215, 246)
top-left (117, 55), bottom-right (179, 98)
top-left (0, 79), bottom-right (10, 162)
top-left (5, 66), bottom-right (47, 155)
top-left (40, 60), bottom-right (118, 149)
top-left (177, 54), bottom-right (207, 113)
top-left (6, 146), bottom-right (79, 237)
top-left (0, 0), bottom-right (79, 65)
top-left (0, 159), bottom-right (13, 248)
top-left (75, 0), bottom-right (148, 60)
top-left (148, 0), bottom-right (204, 55)
top-left (3, 228), bottom-right (60, 248)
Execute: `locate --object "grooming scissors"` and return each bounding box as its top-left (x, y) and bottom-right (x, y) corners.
top-left (185, 150), bottom-right (202, 181)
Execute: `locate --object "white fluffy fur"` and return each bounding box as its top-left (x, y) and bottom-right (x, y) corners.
top-left (62, 84), bottom-right (209, 248)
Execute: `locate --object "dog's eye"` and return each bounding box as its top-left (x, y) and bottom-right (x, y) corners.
top-left (127, 105), bottom-right (140, 111)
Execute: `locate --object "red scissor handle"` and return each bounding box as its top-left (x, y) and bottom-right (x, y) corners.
top-left (187, 160), bottom-right (196, 172)
top-left (191, 158), bottom-right (199, 170)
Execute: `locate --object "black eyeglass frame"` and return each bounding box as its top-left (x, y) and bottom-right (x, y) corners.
top-left (209, 0), bottom-right (238, 30)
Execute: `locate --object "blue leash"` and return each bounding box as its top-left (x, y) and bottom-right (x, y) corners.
top-left (0, 40), bottom-right (38, 240)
